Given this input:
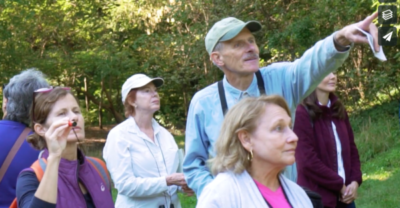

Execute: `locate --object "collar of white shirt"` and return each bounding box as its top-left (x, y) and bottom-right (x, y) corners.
top-left (318, 100), bottom-right (331, 108)
top-left (127, 116), bottom-right (161, 142)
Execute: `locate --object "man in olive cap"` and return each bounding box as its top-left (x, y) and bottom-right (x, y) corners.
top-left (184, 14), bottom-right (379, 196)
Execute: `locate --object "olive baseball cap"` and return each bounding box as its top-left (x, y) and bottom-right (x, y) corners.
top-left (205, 17), bottom-right (262, 55)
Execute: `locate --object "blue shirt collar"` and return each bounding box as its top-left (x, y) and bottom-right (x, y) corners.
top-left (222, 74), bottom-right (259, 101)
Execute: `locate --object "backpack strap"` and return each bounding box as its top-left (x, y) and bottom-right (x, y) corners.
top-left (0, 128), bottom-right (31, 182)
top-left (86, 157), bottom-right (111, 191)
top-left (218, 70), bottom-right (266, 116)
top-left (9, 151), bottom-right (46, 208)
top-left (31, 160), bottom-right (45, 181)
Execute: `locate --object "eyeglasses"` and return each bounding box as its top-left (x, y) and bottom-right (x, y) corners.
top-left (32, 87), bottom-right (71, 123)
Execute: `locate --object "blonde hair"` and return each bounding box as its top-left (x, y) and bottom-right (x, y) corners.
top-left (210, 95), bottom-right (291, 175)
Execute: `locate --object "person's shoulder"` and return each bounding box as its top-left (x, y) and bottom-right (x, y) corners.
top-left (198, 172), bottom-right (240, 207)
top-left (280, 174), bottom-right (306, 192)
top-left (191, 82), bottom-right (218, 105)
top-left (205, 172), bottom-right (238, 191)
top-left (295, 104), bottom-right (307, 114)
top-left (111, 118), bottom-right (132, 131)
top-left (260, 62), bottom-right (293, 73)
top-left (17, 168), bottom-right (39, 187)
top-left (107, 119), bottom-right (131, 138)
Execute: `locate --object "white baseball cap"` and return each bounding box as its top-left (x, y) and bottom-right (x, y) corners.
top-left (121, 74), bottom-right (164, 103)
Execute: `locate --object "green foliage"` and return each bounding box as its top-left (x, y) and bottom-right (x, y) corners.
top-left (0, 0), bottom-right (399, 128)
top-left (350, 100), bottom-right (400, 163)
top-left (357, 144), bottom-right (400, 207)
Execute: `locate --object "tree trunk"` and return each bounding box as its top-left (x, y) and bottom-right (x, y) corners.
top-left (104, 87), bottom-right (124, 123)
top-left (84, 77), bottom-right (89, 112)
top-left (98, 79), bottom-right (104, 129)
top-left (352, 47), bottom-right (365, 100)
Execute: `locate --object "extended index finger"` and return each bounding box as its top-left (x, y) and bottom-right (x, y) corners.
top-left (365, 12), bottom-right (378, 25)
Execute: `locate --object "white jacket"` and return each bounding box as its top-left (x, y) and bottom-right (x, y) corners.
top-left (103, 116), bottom-right (181, 208)
top-left (197, 171), bottom-right (313, 208)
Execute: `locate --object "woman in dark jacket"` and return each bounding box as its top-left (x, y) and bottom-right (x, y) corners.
top-left (293, 73), bottom-right (362, 208)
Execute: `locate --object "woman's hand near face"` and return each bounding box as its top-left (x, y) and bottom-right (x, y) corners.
top-left (166, 173), bottom-right (187, 186)
top-left (45, 118), bottom-right (72, 158)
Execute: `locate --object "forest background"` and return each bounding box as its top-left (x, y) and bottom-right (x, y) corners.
top-left (0, 0), bottom-right (399, 128)
top-left (1, 0), bottom-right (400, 207)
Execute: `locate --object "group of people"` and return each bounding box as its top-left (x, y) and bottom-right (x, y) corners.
top-left (0, 12), bottom-right (379, 208)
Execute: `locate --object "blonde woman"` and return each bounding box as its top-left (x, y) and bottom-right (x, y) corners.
top-left (197, 95), bottom-right (312, 208)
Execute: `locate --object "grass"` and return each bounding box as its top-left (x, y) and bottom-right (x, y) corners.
top-left (349, 100), bottom-right (400, 207)
top-left (97, 100), bottom-right (400, 207)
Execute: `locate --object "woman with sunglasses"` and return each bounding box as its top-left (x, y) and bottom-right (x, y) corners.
top-left (14, 87), bottom-right (114, 208)
top-left (103, 74), bottom-right (193, 208)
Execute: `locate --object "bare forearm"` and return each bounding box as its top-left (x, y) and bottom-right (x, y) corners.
top-left (34, 156), bottom-right (60, 203)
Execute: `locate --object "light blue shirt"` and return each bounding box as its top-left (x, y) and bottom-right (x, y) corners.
top-left (183, 32), bottom-right (350, 196)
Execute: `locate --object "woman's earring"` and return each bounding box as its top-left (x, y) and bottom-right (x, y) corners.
top-left (248, 149), bottom-right (253, 161)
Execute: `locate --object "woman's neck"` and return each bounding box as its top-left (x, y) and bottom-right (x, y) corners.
top-left (61, 142), bottom-right (78, 161)
top-left (248, 161), bottom-right (281, 191)
top-left (133, 112), bottom-right (154, 130)
top-left (316, 89), bottom-right (330, 106)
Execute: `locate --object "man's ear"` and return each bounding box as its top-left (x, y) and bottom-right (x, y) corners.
top-left (237, 130), bottom-right (252, 152)
top-left (34, 123), bottom-right (47, 137)
top-left (210, 51), bottom-right (224, 68)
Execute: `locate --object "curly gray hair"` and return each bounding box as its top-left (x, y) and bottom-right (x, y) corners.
top-left (3, 68), bottom-right (49, 125)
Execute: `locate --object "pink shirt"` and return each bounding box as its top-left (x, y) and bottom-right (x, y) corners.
top-left (254, 179), bottom-right (292, 208)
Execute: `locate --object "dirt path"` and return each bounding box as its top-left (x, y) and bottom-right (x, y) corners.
top-left (84, 125), bottom-right (115, 143)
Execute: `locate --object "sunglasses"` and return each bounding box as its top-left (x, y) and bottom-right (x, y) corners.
top-left (32, 87), bottom-right (71, 123)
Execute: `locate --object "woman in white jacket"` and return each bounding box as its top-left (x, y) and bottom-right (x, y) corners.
top-left (197, 95), bottom-right (313, 208)
top-left (103, 74), bottom-right (193, 208)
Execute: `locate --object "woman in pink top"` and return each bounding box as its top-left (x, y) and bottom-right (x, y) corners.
top-left (197, 95), bottom-right (314, 208)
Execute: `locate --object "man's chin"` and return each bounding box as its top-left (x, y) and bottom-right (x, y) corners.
top-left (244, 67), bottom-right (260, 73)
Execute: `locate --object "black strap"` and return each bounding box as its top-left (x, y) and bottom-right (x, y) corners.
top-left (303, 105), bottom-right (314, 128)
top-left (218, 80), bottom-right (228, 115)
top-left (255, 70), bottom-right (265, 95)
top-left (218, 70), bottom-right (266, 115)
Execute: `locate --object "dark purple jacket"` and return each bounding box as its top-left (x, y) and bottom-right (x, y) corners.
top-left (17, 149), bottom-right (114, 208)
top-left (293, 94), bottom-right (362, 208)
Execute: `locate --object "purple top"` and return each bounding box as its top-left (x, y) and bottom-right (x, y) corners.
top-left (16, 171), bottom-right (95, 208)
top-left (15, 149), bottom-right (114, 208)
